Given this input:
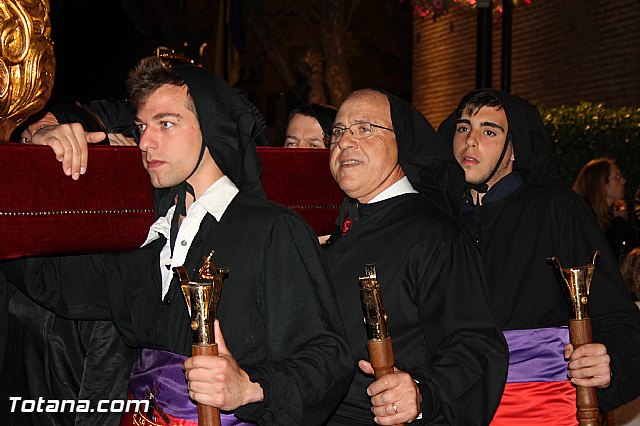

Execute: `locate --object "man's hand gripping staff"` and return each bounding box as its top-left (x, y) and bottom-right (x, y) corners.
top-left (174, 251), bottom-right (228, 426)
top-left (359, 264), bottom-right (408, 426)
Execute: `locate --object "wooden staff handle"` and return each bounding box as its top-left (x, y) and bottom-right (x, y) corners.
top-left (569, 319), bottom-right (601, 426)
top-left (192, 343), bottom-right (221, 426)
top-left (368, 338), bottom-right (395, 379)
top-left (367, 338), bottom-right (405, 426)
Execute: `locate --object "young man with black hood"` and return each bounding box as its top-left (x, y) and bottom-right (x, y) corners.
top-left (1, 57), bottom-right (353, 425)
top-left (323, 89), bottom-right (508, 425)
top-left (438, 89), bottom-right (640, 424)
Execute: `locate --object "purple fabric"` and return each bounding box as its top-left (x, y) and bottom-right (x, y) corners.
top-left (129, 348), bottom-right (253, 425)
top-left (503, 327), bottom-right (570, 383)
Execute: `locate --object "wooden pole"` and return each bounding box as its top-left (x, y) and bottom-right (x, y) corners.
top-left (192, 344), bottom-right (221, 426)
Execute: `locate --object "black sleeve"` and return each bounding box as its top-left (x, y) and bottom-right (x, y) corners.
top-left (559, 195), bottom-right (640, 411)
top-left (234, 214), bottom-right (354, 425)
top-left (411, 233), bottom-right (508, 425)
top-left (0, 255), bottom-right (112, 320)
top-left (74, 321), bottom-right (138, 426)
top-left (0, 242), bottom-right (165, 351)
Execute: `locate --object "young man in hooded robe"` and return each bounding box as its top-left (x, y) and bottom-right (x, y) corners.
top-left (1, 57), bottom-right (353, 426)
top-left (322, 89), bottom-right (508, 425)
top-left (438, 89), bottom-right (640, 424)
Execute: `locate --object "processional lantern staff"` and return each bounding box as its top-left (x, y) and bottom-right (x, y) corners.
top-left (549, 251), bottom-right (601, 426)
top-left (174, 251), bottom-right (228, 426)
top-left (0, 0), bottom-right (55, 141)
top-left (359, 263), bottom-right (405, 426)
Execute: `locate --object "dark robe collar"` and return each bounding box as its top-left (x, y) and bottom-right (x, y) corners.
top-left (461, 171), bottom-right (525, 212)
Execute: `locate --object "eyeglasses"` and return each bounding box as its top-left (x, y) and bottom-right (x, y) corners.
top-left (324, 122), bottom-right (394, 146)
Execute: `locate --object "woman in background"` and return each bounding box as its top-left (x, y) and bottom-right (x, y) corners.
top-left (573, 158), bottom-right (639, 263)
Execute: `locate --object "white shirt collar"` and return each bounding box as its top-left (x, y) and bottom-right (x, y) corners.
top-left (196, 175), bottom-right (240, 221)
top-left (368, 176), bottom-right (417, 203)
top-left (142, 175), bottom-right (239, 245)
top-left (142, 175), bottom-right (240, 299)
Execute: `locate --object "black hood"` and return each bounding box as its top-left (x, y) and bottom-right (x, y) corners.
top-left (437, 89), bottom-right (557, 187)
top-left (375, 88), bottom-right (466, 214)
top-left (306, 103), bottom-right (337, 134)
top-left (154, 64), bottom-right (266, 217)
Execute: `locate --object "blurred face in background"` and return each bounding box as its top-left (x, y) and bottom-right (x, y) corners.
top-left (606, 163), bottom-right (625, 202)
top-left (284, 114), bottom-right (326, 148)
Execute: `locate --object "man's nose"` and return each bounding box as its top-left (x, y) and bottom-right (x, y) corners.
top-left (465, 132), bottom-right (478, 148)
top-left (337, 130), bottom-right (357, 150)
top-left (138, 132), bottom-right (155, 151)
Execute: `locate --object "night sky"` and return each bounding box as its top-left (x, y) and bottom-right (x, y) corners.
top-left (47, 0), bottom-right (148, 106)
top-left (39, 0), bottom-right (413, 141)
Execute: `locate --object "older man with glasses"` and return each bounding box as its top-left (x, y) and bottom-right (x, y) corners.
top-left (322, 89), bottom-right (508, 425)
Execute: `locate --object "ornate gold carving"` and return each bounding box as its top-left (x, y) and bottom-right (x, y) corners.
top-left (359, 263), bottom-right (390, 341)
top-left (0, 0), bottom-right (55, 140)
top-left (174, 263), bottom-right (228, 346)
top-left (198, 250), bottom-right (216, 280)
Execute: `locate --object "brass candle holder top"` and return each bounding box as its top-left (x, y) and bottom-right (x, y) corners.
top-left (359, 263), bottom-right (390, 341)
top-left (549, 251), bottom-right (599, 320)
top-left (173, 251), bottom-right (228, 345)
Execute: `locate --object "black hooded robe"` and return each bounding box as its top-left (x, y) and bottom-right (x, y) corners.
top-left (324, 90), bottom-right (508, 425)
top-left (438, 90), bottom-right (640, 423)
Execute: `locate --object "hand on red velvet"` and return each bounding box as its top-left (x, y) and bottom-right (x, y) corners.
top-left (183, 320), bottom-right (264, 410)
top-left (564, 343), bottom-right (611, 388)
top-left (359, 360), bottom-right (422, 425)
top-left (30, 122), bottom-right (105, 180)
top-left (107, 133), bottom-right (137, 146)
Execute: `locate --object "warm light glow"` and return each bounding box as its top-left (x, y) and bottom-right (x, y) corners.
top-left (405, 0), bottom-right (531, 21)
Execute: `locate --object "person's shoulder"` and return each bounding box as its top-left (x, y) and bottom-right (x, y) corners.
top-left (519, 182), bottom-right (602, 226)
top-left (233, 192), bottom-right (298, 216)
top-left (230, 193), bottom-right (316, 231)
top-left (395, 193), bottom-right (466, 236)
top-left (519, 181), bottom-right (584, 205)
top-left (409, 192), bottom-right (457, 218)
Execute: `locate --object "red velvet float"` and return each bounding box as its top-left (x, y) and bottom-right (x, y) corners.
top-left (0, 144), bottom-right (343, 259)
